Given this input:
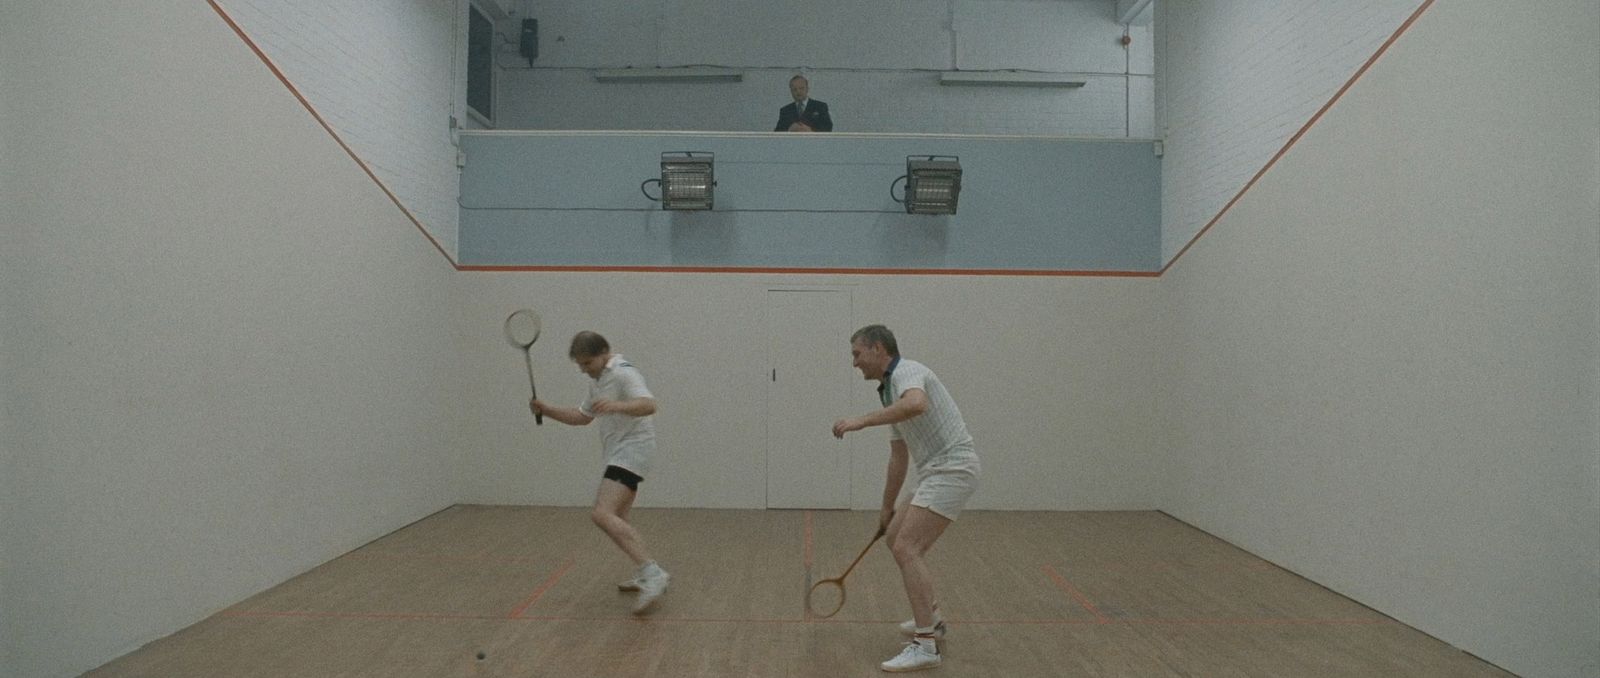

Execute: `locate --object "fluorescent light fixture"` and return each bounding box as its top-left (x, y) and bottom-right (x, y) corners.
top-left (938, 71), bottom-right (1086, 88)
top-left (641, 152), bottom-right (715, 210)
top-left (897, 155), bottom-right (962, 215)
top-left (595, 68), bottom-right (744, 83)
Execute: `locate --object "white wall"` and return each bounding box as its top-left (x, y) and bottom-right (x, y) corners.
top-left (6, 1), bottom-right (1594, 677)
top-left (1159, 1), bottom-right (1599, 676)
top-left (495, 0), bottom-right (1155, 136)
top-left (455, 272), bottom-right (1167, 511)
top-left (1155, 0), bottom-right (1426, 264)
top-left (0, 3), bottom-right (467, 677)
top-left (215, 0), bottom-right (465, 257)
top-left (0, 18), bottom-right (22, 666)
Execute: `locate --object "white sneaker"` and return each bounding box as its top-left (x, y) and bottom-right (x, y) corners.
top-left (898, 619), bottom-right (947, 637)
top-left (617, 577), bottom-right (642, 592)
top-left (880, 641), bottom-right (941, 672)
top-left (632, 570), bottom-right (670, 614)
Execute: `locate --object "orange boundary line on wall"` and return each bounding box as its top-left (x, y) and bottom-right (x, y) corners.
top-left (203, 0), bottom-right (458, 268)
top-left (208, 0), bottom-right (1433, 278)
top-left (1158, 0), bottom-right (1437, 275)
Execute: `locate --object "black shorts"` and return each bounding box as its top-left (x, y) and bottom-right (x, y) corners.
top-left (602, 465), bottom-right (643, 492)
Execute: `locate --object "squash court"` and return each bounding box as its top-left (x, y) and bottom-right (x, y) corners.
top-left (85, 507), bottom-right (1512, 677)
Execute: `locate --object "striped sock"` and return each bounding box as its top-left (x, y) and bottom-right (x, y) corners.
top-left (913, 629), bottom-right (939, 653)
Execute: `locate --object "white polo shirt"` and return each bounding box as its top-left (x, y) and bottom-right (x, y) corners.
top-left (881, 358), bottom-right (980, 476)
top-left (578, 354), bottom-right (656, 477)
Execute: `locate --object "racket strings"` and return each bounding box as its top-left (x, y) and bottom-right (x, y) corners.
top-left (504, 310), bottom-right (542, 348)
top-left (807, 580), bottom-right (846, 618)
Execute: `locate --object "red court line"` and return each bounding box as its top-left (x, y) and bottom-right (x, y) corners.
top-left (342, 550), bottom-right (549, 566)
top-left (515, 615), bottom-right (880, 624)
top-left (221, 609), bottom-right (494, 621)
top-left (1042, 565), bottom-right (1110, 624)
top-left (219, 609), bottom-right (1389, 627)
top-left (930, 618), bottom-right (1106, 626)
top-left (460, 264), bottom-right (1160, 277)
top-left (802, 510), bottom-right (815, 570)
top-left (1128, 617), bottom-right (1390, 626)
top-left (507, 557), bottom-right (575, 619)
top-left (802, 510), bottom-right (816, 621)
top-left (203, 0), bottom-right (457, 269)
top-left (1160, 0), bottom-right (1437, 275)
top-left (1067, 559), bottom-right (1282, 573)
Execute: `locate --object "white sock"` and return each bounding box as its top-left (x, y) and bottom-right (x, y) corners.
top-left (639, 561), bottom-right (664, 578)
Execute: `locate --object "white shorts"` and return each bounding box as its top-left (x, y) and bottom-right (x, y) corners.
top-left (908, 468), bottom-right (980, 521)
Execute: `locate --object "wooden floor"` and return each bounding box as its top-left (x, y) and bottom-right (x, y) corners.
top-left (86, 507), bottom-right (1513, 677)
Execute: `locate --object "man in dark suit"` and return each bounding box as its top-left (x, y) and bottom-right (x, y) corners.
top-left (775, 74), bottom-right (833, 132)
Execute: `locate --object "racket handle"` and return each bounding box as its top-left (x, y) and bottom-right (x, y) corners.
top-left (839, 531), bottom-right (884, 580)
top-left (525, 350), bottom-right (543, 426)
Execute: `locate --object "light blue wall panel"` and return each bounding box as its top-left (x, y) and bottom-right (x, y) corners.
top-left (459, 132), bottom-right (1161, 271)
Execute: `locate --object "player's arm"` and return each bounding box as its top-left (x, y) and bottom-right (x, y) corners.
top-left (832, 388), bottom-right (927, 438)
top-left (592, 368), bottom-right (658, 417)
top-left (531, 399), bottom-right (593, 426)
top-left (591, 397), bottom-right (657, 417)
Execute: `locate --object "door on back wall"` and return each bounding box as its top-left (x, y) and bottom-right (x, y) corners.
top-left (765, 288), bottom-right (854, 509)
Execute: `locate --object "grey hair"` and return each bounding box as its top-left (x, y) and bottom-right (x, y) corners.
top-left (850, 324), bottom-right (899, 356)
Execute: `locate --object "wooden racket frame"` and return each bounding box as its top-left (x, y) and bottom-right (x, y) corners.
top-left (805, 524), bottom-right (886, 618)
top-left (504, 309), bottom-right (543, 425)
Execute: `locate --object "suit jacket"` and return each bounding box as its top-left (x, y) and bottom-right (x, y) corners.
top-left (775, 99), bottom-right (833, 132)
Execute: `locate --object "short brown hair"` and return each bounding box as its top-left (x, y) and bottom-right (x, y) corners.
top-left (569, 331), bottom-right (610, 358)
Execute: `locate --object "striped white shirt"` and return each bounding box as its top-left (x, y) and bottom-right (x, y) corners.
top-left (579, 354), bottom-right (656, 476)
top-left (882, 358), bottom-right (980, 475)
